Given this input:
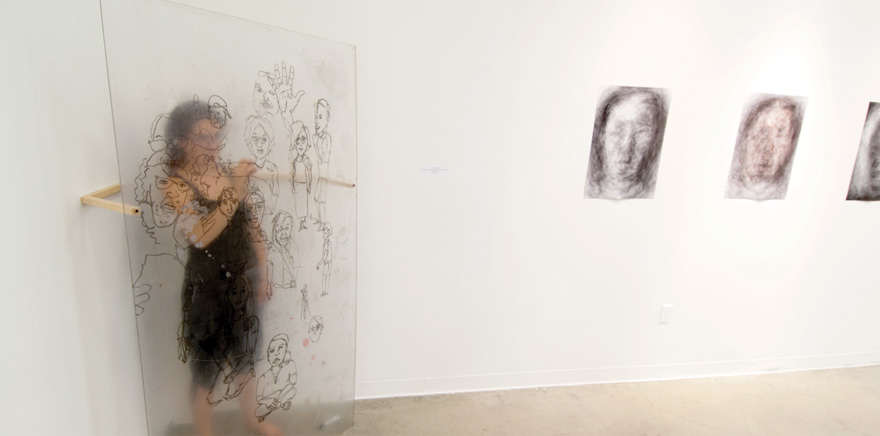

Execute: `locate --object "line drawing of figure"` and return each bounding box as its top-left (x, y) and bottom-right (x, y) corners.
top-left (313, 99), bottom-right (332, 226)
top-left (131, 114), bottom-right (194, 314)
top-left (255, 334), bottom-right (297, 423)
top-left (316, 223), bottom-right (332, 296)
top-left (267, 211), bottom-right (297, 291)
top-left (244, 115), bottom-right (279, 212)
top-left (847, 102), bottom-right (880, 201)
top-left (726, 94), bottom-right (806, 200)
top-left (207, 275), bottom-right (260, 406)
top-left (308, 315), bottom-right (324, 343)
top-left (585, 86), bottom-right (669, 200)
top-left (300, 284), bottom-right (311, 320)
top-left (289, 121), bottom-right (313, 231)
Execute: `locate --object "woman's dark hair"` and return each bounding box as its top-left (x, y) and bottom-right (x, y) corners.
top-left (165, 99), bottom-right (209, 171)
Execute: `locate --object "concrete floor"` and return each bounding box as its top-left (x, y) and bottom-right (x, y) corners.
top-left (342, 365), bottom-right (880, 436)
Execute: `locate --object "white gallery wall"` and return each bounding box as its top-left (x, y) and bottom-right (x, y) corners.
top-left (2, 0), bottom-right (880, 434)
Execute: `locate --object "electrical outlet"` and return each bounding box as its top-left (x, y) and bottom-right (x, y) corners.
top-left (659, 304), bottom-right (673, 325)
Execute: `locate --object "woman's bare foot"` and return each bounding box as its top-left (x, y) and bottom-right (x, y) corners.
top-left (253, 421), bottom-right (282, 436)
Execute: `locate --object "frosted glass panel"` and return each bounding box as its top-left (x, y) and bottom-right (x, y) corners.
top-left (101, 1), bottom-right (356, 434)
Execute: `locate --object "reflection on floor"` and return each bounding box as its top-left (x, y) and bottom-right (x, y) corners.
top-left (343, 365), bottom-right (880, 436)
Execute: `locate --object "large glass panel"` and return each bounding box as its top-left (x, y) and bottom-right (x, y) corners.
top-left (101, 1), bottom-right (357, 433)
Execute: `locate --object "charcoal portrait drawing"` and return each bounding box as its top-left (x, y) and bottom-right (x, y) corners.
top-left (725, 94), bottom-right (806, 200)
top-left (846, 103), bottom-right (880, 201)
top-left (584, 86), bottom-right (670, 199)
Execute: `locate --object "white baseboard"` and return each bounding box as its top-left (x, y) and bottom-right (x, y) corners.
top-left (354, 352), bottom-right (880, 399)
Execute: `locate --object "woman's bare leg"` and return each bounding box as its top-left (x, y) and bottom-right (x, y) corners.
top-left (239, 375), bottom-right (281, 436)
top-left (192, 385), bottom-right (213, 436)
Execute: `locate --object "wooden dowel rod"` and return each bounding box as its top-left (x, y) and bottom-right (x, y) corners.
top-left (252, 171), bottom-right (355, 188)
top-left (81, 183), bottom-right (141, 215)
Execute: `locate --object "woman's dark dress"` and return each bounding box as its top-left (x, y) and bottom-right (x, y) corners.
top-left (179, 200), bottom-right (256, 388)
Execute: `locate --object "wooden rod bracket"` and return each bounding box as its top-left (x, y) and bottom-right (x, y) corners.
top-left (81, 184), bottom-right (141, 215)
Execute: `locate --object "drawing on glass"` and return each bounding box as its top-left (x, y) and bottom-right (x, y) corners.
top-left (245, 115), bottom-right (280, 213)
top-left (317, 223), bottom-right (332, 296)
top-left (102, 0), bottom-right (357, 434)
top-left (313, 99), bottom-right (332, 227)
top-left (290, 120), bottom-right (312, 231)
top-left (255, 334), bottom-right (297, 423)
top-left (847, 103), bottom-right (880, 201)
top-left (725, 93), bottom-right (807, 200)
top-left (584, 86), bottom-right (669, 199)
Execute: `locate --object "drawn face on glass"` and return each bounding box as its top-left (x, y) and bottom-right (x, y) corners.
top-left (309, 316), bottom-right (324, 343)
top-left (229, 281), bottom-right (248, 311)
top-left (253, 76), bottom-right (278, 116)
top-left (245, 193), bottom-right (265, 228)
top-left (742, 104), bottom-right (795, 184)
top-left (209, 107), bottom-right (228, 129)
top-left (248, 124), bottom-right (272, 161)
top-left (267, 339), bottom-right (287, 366)
top-left (186, 118), bottom-right (223, 152)
top-left (315, 104), bottom-right (329, 134)
top-left (602, 95), bottom-right (655, 187)
top-left (293, 127), bottom-right (309, 156)
top-left (275, 214), bottom-right (293, 245)
top-left (219, 190), bottom-right (239, 218)
top-left (150, 176), bottom-right (191, 228)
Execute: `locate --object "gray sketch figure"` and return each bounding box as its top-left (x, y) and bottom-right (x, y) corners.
top-left (313, 99), bottom-right (332, 226)
top-left (132, 150), bottom-right (191, 314)
top-left (300, 284), bottom-right (311, 320)
top-left (131, 114), bottom-right (194, 314)
top-left (255, 334), bottom-right (297, 423)
top-left (267, 211), bottom-right (296, 290)
top-left (244, 115), bottom-right (279, 211)
top-left (316, 223), bottom-right (332, 296)
top-left (244, 190), bottom-right (268, 244)
top-left (726, 94), bottom-right (806, 200)
top-left (290, 121), bottom-right (313, 231)
top-left (207, 95), bottom-right (231, 129)
top-left (847, 103), bottom-right (880, 200)
top-left (308, 315), bottom-right (324, 343)
top-left (585, 86), bottom-right (670, 199)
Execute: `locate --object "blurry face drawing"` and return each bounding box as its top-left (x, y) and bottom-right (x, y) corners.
top-left (309, 317), bottom-right (323, 343)
top-left (742, 104), bottom-right (794, 184)
top-left (150, 176), bottom-right (190, 227)
top-left (220, 193), bottom-right (239, 218)
top-left (268, 339), bottom-right (287, 366)
top-left (294, 128), bottom-right (309, 155)
top-left (230, 282), bottom-right (248, 311)
top-left (275, 215), bottom-right (292, 244)
top-left (602, 95), bottom-right (655, 188)
top-left (209, 107), bottom-right (227, 129)
top-left (187, 118), bottom-right (223, 152)
top-left (315, 104), bottom-right (329, 133)
top-left (245, 194), bottom-right (265, 228)
top-left (248, 124), bottom-right (272, 161)
top-left (253, 76), bottom-right (278, 116)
